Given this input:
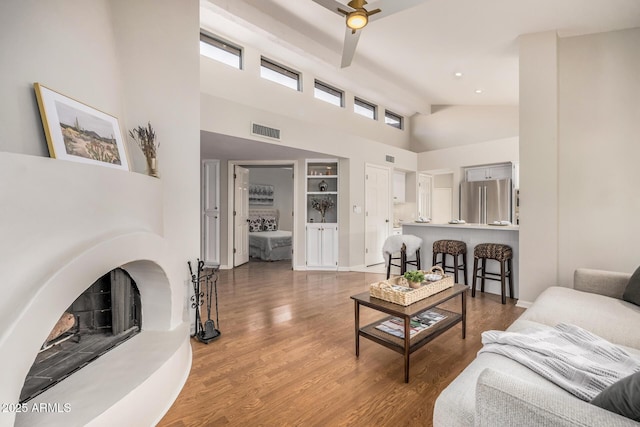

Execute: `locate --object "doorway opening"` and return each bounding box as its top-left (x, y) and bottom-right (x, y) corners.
top-left (229, 161), bottom-right (297, 270)
top-left (432, 172), bottom-right (454, 224)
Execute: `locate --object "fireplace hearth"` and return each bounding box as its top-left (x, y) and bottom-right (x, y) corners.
top-left (2, 153), bottom-right (192, 426)
top-left (20, 268), bottom-right (141, 403)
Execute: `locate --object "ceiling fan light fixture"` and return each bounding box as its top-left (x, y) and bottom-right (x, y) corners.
top-left (346, 10), bottom-right (368, 30)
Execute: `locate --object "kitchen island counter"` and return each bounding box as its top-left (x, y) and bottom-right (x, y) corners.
top-left (405, 222), bottom-right (518, 231)
top-left (402, 222), bottom-right (519, 299)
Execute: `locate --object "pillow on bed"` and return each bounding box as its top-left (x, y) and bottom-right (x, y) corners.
top-left (262, 216), bottom-right (278, 231)
top-left (249, 217), bottom-right (263, 232)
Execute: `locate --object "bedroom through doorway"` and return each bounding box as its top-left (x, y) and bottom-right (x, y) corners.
top-left (232, 162), bottom-right (296, 269)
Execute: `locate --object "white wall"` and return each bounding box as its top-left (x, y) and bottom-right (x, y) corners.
top-left (248, 167), bottom-right (294, 231)
top-left (199, 32), bottom-right (421, 269)
top-left (0, 0), bottom-right (125, 158)
top-left (557, 28), bottom-right (640, 285)
top-left (0, 0), bottom-right (200, 423)
top-left (199, 31), bottom-right (413, 151)
top-left (518, 31), bottom-right (559, 305)
top-left (518, 27), bottom-right (640, 304)
top-left (110, 0), bottom-right (201, 293)
top-left (0, 0), bottom-right (201, 286)
top-left (411, 105), bottom-right (519, 152)
top-left (201, 90), bottom-right (418, 270)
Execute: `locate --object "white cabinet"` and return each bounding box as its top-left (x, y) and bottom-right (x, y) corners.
top-left (465, 163), bottom-right (513, 182)
top-left (306, 224), bottom-right (338, 269)
top-left (393, 171), bottom-right (406, 203)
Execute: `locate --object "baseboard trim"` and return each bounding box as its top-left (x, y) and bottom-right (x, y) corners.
top-left (516, 300), bottom-right (533, 309)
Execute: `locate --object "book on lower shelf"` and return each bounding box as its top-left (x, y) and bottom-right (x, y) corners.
top-left (375, 310), bottom-right (446, 339)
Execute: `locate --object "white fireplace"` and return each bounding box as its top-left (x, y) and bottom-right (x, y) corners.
top-left (0, 152), bottom-right (191, 427)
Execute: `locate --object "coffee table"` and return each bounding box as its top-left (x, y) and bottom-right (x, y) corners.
top-left (351, 283), bottom-right (468, 383)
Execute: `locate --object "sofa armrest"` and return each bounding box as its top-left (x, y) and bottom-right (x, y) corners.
top-left (573, 268), bottom-right (631, 300)
top-left (475, 368), bottom-right (639, 427)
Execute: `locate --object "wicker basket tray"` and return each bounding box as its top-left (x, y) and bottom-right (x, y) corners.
top-left (370, 266), bottom-right (454, 306)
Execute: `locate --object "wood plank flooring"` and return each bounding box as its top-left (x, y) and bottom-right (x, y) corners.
top-left (159, 261), bottom-right (524, 427)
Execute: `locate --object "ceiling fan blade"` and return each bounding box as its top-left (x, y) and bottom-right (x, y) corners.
top-left (368, 0), bottom-right (427, 22)
top-left (311, 0), bottom-right (353, 16)
top-left (341, 26), bottom-right (361, 68)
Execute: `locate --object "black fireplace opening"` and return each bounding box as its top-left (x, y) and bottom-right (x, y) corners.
top-left (20, 268), bottom-right (142, 403)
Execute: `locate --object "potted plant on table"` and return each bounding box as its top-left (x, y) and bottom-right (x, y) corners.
top-left (403, 270), bottom-right (425, 289)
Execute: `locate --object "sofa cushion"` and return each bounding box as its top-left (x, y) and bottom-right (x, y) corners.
top-left (476, 368), bottom-right (640, 427)
top-left (575, 268), bottom-right (631, 299)
top-left (519, 287), bottom-right (640, 349)
top-left (591, 372), bottom-right (640, 422)
top-left (622, 266), bottom-right (640, 306)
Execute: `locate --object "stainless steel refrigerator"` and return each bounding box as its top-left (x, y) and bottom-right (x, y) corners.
top-left (459, 179), bottom-right (512, 224)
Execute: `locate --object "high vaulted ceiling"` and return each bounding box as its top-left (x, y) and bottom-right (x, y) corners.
top-left (202, 0), bottom-right (640, 116)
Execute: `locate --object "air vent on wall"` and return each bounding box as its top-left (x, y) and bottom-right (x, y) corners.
top-left (251, 122), bottom-right (281, 140)
top-left (385, 155), bottom-right (395, 163)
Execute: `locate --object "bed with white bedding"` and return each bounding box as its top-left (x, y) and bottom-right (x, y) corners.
top-left (248, 208), bottom-right (292, 261)
top-left (249, 230), bottom-right (292, 261)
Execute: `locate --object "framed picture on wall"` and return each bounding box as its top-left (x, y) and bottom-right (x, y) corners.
top-left (33, 83), bottom-right (130, 170)
top-left (249, 184), bottom-right (274, 205)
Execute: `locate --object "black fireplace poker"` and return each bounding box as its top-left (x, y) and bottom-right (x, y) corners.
top-left (188, 259), bottom-right (221, 344)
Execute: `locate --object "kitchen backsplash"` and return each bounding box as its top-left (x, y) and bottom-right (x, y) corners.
top-left (393, 202), bottom-right (416, 227)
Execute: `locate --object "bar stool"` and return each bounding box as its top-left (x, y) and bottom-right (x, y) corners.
top-left (432, 240), bottom-right (468, 285)
top-left (383, 235), bottom-right (422, 279)
top-left (472, 243), bottom-right (513, 304)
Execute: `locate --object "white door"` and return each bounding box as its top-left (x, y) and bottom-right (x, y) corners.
top-left (365, 164), bottom-right (391, 266)
top-left (432, 188), bottom-right (452, 223)
top-left (418, 173), bottom-right (432, 220)
top-left (202, 160), bottom-right (220, 266)
top-left (234, 165), bottom-right (250, 267)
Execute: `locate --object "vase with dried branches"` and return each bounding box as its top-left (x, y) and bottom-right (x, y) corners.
top-left (310, 196), bottom-right (335, 223)
top-left (129, 122), bottom-right (159, 178)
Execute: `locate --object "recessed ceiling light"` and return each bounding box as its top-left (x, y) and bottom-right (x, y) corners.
top-left (475, 89), bottom-right (483, 94)
top-left (454, 72), bottom-right (463, 78)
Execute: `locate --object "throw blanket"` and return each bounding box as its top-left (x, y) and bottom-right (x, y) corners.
top-left (479, 323), bottom-right (640, 401)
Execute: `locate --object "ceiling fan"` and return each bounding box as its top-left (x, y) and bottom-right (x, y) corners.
top-left (312, 0), bottom-right (426, 68)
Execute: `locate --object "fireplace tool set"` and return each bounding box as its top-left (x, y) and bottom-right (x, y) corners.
top-left (188, 259), bottom-right (221, 344)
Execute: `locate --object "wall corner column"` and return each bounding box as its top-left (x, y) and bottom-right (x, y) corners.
top-left (518, 31), bottom-right (559, 303)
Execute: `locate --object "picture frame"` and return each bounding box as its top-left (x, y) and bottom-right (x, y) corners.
top-left (34, 83), bottom-right (130, 170)
top-left (249, 184), bottom-right (275, 206)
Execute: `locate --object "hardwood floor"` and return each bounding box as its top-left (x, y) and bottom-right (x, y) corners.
top-left (159, 261), bottom-right (524, 427)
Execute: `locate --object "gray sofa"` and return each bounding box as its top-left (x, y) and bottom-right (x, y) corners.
top-left (433, 268), bottom-right (640, 426)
